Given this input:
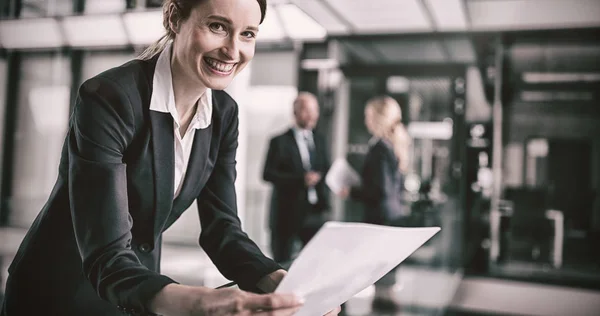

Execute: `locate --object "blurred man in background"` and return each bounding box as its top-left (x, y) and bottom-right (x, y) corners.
top-left (263, 92), bottom-right (331, 264)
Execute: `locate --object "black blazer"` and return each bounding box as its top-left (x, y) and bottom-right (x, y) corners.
top-left (262, 129), bottom-right (330, 234)
top-left (351, 139), bottom-right (405, 225)
top-left (2, 56), bottom-right (280, 316)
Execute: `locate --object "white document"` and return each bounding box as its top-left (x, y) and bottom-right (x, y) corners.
top-left (325, 159), bottom-right (361, 194)
top-left (275, 222), bottom-right (440, 316)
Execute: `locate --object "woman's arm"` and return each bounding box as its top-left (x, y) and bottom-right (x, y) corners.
top-left (68, 76), bottom-right (175, 314)
top-left (198, 102), bottom-right (282, 292)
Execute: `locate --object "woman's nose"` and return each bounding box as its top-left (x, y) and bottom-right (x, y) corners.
top-left (220, 37), bottom-right (240, 61)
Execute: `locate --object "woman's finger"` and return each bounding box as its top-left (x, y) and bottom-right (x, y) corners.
top-left (254, 306), bottom-right (302, 316)
top-left (244, 293), bottom-right (304, 311)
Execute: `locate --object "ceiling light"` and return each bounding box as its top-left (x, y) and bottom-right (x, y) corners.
top-left (408, 121), bottom-right (453, 140)
top-left (62, 14), bottom-right (129, 47)
top-left (123, 10), bottom-right (164, 46)
top-left (257, 5), bottom-right (285, 42)
top-left (523, 72), bottom-right (600, 83)
top-left (277, 4), bottom-right (327, 41)
top-left (301, 59), bottom-right (339, 70)
top-left (0, 18), bottom-right (64, 49)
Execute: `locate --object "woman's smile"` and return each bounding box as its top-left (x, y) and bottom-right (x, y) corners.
top-left (203, 56), bottom-right (236, 76)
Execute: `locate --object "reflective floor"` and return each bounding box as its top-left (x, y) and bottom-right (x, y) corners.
top-left (0, 227), bottom-right (462, 316)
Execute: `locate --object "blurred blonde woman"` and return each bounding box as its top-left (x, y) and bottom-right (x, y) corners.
top-left (343, 95), bottom-right (411, 310)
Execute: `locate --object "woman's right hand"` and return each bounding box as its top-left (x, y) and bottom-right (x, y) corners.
top-left (150, 284), bottom-right (304, 316)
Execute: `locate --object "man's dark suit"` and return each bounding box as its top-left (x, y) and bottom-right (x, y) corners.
top-left (1, 56), bottom-right (279, 316)
top-left (263, 129), bottom-right (330, 263)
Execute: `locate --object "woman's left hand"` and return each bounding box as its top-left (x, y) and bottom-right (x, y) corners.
top-left (257, 269), bottom-right (342, 316)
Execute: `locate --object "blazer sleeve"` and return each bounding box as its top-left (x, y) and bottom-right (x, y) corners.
top-left (350, 148), bottom-right (394, 202)
top-left (198, 103), bottom-right (281, 293)
top-left (68, 76), bottom-right (176, 314)
top-left (262, 137), bottom-right (305, 186)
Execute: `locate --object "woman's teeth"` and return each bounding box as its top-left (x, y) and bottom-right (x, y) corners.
top-left (205, 58), bottom-right (235, 73)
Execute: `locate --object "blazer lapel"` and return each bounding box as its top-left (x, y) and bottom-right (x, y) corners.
top-left (172, 124), bottom-right (213, 212)
top-left (150, 111), bottom-right (175, 235)
top-left (286, 129), bottom-right (304, 171)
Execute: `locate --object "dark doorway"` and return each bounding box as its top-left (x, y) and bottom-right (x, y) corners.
top-left (547, 139), bottom-right (593, 232)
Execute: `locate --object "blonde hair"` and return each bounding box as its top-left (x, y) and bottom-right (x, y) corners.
top-left (138, 0), bottom-right (268, 60)
top-left (365, 95), bottom-right (411, 173)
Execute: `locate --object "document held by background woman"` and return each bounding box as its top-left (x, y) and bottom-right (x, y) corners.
top-left (325, 158), bottom-right (361, 195)
top-left (275, 222), bottom-right (441, 316)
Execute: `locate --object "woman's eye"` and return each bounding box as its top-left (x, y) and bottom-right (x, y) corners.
top-left (242, 31), bottom-right (256, 39)
top-left (209, 23), bottom-right (225, 32)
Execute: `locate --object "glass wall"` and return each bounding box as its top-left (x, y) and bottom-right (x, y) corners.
top-left (0, 58), bottom-right (6, 185)
top-left (9, 53), bottom-right (71, 228)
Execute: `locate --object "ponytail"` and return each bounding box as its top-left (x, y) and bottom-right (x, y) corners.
top-left (137, 33), bottom-right (172, 60)
top-left (388, 121), bottom-right (411, 173)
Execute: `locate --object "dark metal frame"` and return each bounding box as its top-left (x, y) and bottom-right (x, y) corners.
top-left (0, 0), bottom-right (22, 226)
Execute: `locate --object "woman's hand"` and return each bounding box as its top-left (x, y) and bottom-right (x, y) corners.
top-left (256, 270), bottom-right (342, 316)
top-left (188, 287), bottom-right (303, 315)
top-left (150, 284), bottom-right (303, 316)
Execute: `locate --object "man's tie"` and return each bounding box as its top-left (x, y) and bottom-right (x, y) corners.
top-left (304, 132), bottom-right (318, 205)
top-left (305, 132), bottom-right (317, 170)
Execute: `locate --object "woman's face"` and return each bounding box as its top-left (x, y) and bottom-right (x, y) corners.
top-left (171, 0), bottom-right (261, 90)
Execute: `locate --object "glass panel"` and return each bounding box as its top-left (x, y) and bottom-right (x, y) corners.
top-left (342, 74), bottom-right (463, 315)
top-left (9, 53), bottom-right (71, 227)
top-left (0, 58), bottom-right (6, 176)
top-left (81, 51), bottom-right (134, 81)
top-left (244, 86), bottom-right (298, 255)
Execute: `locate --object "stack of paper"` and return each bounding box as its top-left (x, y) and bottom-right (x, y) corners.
top-left (275, 222), bottom-right (440, 316)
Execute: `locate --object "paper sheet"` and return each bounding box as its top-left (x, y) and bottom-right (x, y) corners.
top-left (325, 159), bottom-right (361, 194)
top-left (275, 222), bottom-right (440, 316)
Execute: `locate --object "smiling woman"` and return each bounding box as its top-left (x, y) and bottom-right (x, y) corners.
top-left (0, 1), bottom-right (317, 316)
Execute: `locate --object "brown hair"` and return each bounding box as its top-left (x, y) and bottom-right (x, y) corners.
top-left (365, 95), bottom-right (411, 173)
top-left (138, 0), bottom-right (267, 60)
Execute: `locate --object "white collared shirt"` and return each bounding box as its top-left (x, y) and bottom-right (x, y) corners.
top-left (293, 127), bottom-right (318, 204)
top-left (149, 42), bottom-right (213, 198)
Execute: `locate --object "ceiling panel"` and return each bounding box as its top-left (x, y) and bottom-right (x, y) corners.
top-left (326, 0), bottom-right (432, 33)
top-left (425, 0), bottom-right (468, 31)
top-left (290, 0), bottom-right (349, 34)
top-left (468, 0), bottom-right (600, 31)
top-left (277, 4), bottom-right (327, 40)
